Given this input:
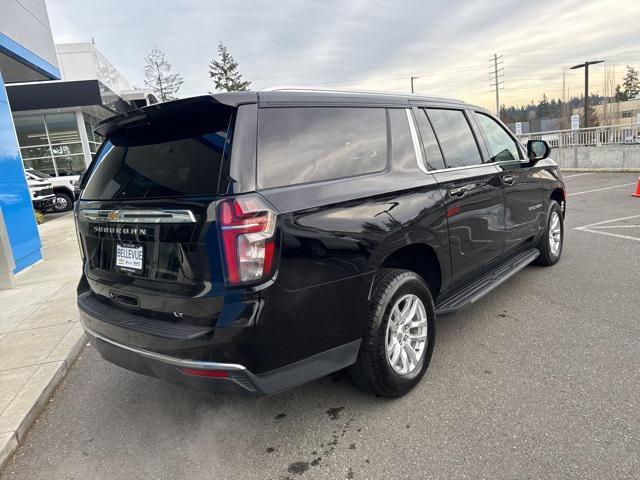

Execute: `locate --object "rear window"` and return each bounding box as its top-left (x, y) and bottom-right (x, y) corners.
top-left (82, 131), bottom-right (230, 200)
top-left (257, 107), bottom-right (387, 189)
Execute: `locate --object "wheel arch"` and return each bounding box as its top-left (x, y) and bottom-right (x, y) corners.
top-left (378, 243), bottom-right (443, 298)
top-left (52, 186), bottom-right (73, 196)
top-left (550, 187), bottom-right (566, 217)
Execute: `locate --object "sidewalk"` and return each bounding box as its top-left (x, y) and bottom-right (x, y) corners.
top-left (0, 213), bottom-right (85, 469)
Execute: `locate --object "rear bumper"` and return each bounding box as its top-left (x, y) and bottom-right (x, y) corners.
top-left (81, 322), bottom-right (360, 397)
top-left (83, 323), bottom-right (262, 395)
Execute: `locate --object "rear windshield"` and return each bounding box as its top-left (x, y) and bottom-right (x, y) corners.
top-left (82, 104), bottom-right (234, 200)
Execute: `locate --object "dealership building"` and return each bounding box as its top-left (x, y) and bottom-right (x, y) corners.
top-left (0, 0), bottom-right (61, 287)
top-left (6, 43), bottom-right (156, 177)
top-left (0, 1), bottom-right (153, 288)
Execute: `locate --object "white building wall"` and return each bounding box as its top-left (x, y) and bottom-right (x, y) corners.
top-left (55, 43), bottom-right (134, 94)
top-left (0, 0), bottom-right (58, 67)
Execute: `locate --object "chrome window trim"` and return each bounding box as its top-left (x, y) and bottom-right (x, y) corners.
top-left (427, 163), bottom-right (501, 174)
top-left (405, 109), bottom-right (428, 174)
top-left (492, 158), bottom-right (530, 166)
top-left (80, 209), bottom-right (196, 224)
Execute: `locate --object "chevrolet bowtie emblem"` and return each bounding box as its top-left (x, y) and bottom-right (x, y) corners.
top-left (106, 211), bottom-right (120, 221)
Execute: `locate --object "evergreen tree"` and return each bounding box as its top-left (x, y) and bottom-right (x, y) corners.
top-left (581, 104), bottom-right (600, 128)
top-left (614, 84), bottom-right (627, 101)
top-left (143, 46), bottom-right (184, 102)
top-left (538, 94), bottom-right (550, 118)
top-left (622, 66), bottom-right (640, 99)
top-left (208, 43), bottom-right (251, 92)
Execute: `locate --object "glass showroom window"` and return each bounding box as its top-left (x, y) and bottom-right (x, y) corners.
top-left (46, 113), bottom-right (85, 176)
top-left (14, 115), bottom-right (56, 176)
top-left (14, 113), bottom-right (87, 177)
top-left (83, 113), bottom-right (104, 158)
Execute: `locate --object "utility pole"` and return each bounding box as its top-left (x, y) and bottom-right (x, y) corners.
top-left (410, 75), bottom-right (419, 94)
top-left (570, 60), bottom-right (604, 128)
top-left (562, 69), bottom-right (567, 129)
top-left (489, 54), bottom-right (504, 117)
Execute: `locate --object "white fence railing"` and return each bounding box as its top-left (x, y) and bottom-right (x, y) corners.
top-left (516, 124), bottom-right (640, 148)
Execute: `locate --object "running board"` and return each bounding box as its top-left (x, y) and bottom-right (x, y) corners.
top-left (435, 248), bottom-right (540, 316)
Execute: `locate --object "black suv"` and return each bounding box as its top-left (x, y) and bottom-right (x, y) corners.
top-left (75, 89), bottom-right (565, 398)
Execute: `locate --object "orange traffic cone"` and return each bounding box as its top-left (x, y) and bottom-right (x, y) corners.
top-left (633, 177), bottom-right (640, 198)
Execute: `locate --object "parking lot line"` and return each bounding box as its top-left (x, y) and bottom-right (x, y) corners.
top-left (562, 173), bottom-right (593, 178)
top-left (575, 230), bottom-right (640, 243)
top-left (575, 214), bottom-right (640, 228)
top-left (575, 214), bottom-right (640, 243)
top-left (589, 225), bottom-right (640, 229)
top-left (568, 182), bottom-right (636, 196)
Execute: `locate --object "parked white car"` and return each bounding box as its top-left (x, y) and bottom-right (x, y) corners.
top-left (26, 175), bottom-right (56, 213)
top-left (25, 169), bottom-right (80, 212)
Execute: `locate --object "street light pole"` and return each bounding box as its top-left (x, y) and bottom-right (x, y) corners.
top-left (410, 76), bottom-right (419, 94)
top-left (570, 60), bottom-right (604, 128)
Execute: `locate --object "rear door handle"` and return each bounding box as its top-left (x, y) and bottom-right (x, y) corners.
top-left (449, 186), bottom-right (468, 197)
top-left (502, 175), bottom-right (515, 185)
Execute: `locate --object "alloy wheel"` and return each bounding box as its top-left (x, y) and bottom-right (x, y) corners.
top-left (549, 211), bottom-right (562, 256)
top-left (384, 294), bottom-right (428, 375)
top-left (55, 196), bottom-right (69, 211)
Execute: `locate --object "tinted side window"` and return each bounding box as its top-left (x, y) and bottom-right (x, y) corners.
top-left (388, 109), bottom-right (416, 171)
top-left (257, 107), bottom-right (387, 189)
top-left (414, 109), bottom-right (445, 170)
top-left (474, 112), bottom-right (521, 162)
top-left (426, 109), bottom-right (483, 168)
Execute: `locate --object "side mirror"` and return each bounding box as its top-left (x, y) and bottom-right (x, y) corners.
top-left (527, 139), bottom-right (551, 163)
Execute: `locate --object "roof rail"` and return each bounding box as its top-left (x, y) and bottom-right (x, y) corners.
top-left (261, 86), bottom-right (462, 103)
top-left (263, 86), bottom-right (406, 96)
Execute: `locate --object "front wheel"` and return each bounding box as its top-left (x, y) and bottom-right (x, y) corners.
top-left (53, 192), bottom-right (73, 212)
top-left (348, 269), bottom-right (435, 398)
top-left (535, 200), bottom-right (563, 266)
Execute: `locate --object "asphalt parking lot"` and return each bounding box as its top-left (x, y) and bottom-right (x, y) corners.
top-left (2, 172), bottom-right (639, 480)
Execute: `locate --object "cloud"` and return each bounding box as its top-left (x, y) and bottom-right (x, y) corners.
top-left (46, 0), bottom-right (640, 110)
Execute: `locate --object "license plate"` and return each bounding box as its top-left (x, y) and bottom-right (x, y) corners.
top-left (115, 243), bottom-right (144, 273)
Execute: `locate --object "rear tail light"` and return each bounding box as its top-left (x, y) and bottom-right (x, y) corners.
top-left (218, 195), bottom-right (277, 285)
top-left (73, 205), bottom-right (85, 261)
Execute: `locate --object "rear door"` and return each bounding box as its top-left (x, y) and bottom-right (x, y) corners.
top-left (472, 111), bottom-right (545, 252)
top-left (416, 107), bottom-right (505, 283)
top-left (76, 99), bottom-right (250, 323)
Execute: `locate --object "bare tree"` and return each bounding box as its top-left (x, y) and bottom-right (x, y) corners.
top-left (144, 46), bottom-right (184, 102)
top-left (209, 43), bottom-right (251, 92)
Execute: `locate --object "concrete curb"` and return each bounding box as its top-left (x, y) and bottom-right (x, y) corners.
top-left (561, 168), bottom-right (640, 173)
top-left (0, 332), bottom-right (86, 472)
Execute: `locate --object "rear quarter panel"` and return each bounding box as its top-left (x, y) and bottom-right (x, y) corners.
top-left (255, 172), bottom-right (448, 370)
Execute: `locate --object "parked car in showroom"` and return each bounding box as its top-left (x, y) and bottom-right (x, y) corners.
top-left (75, 89), bottom-right (565, 398)
top-left (25, 168), bottom-right (80, 212)
top-left (26, 174), bottom-right (56, 213)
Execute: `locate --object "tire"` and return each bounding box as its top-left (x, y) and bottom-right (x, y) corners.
top-left (53, 191), bottom-right (73, 212)
top-left (348, 268), bottom-right (436, 398)
top-left (535, 200), bottom-right (563, 266)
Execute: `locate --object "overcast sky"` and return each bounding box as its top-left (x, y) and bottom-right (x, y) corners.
top-left (47, 0), bottom-right (640, 110)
